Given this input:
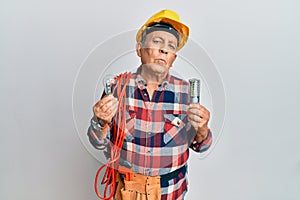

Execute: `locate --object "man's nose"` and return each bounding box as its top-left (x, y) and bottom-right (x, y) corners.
top-left (159, 48), bottom-right (168, 54)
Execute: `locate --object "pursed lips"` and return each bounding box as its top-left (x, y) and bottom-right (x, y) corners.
top-left (155, 58), bottom-right (167, 65)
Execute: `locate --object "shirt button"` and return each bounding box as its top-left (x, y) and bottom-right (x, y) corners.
top-left (144, 93), bottom-right (147, 96)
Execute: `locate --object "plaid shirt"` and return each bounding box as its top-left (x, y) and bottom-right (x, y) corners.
top-left (88, 66), bottom-right (212, 199)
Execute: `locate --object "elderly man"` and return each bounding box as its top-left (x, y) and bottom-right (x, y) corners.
top-left (88, 9), bottom-right (212, 200)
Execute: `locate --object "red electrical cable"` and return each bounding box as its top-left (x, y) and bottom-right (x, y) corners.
top-left (94, 72), bottom-right (131, 200)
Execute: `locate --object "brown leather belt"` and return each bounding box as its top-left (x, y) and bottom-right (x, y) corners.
top-left (160, 165), bottom-right (186, 182)
top-left (119, 165), bottom-right (186, 182)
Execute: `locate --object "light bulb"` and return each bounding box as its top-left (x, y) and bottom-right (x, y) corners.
top-left (102, 74), bottom-right (114, 95)
top-left (189, 78), bottom-right (201, 103)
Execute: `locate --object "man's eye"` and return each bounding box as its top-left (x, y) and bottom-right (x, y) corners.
top-left (153, 39), bottom-right (162, 44)
top-left (169, 45), bottom-right (176, 50)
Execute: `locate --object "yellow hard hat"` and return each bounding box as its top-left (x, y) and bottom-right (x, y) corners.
top-left (136, 9), bottom-right (189, 51)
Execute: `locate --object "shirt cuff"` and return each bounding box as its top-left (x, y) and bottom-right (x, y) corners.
top-left (190, 129), bottom-right (212, 153)
top-left (87, 125), bottom-right (109, 150)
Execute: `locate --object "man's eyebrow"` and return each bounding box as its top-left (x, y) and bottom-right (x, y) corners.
top-left (153, 36), bottom-right (176, 44)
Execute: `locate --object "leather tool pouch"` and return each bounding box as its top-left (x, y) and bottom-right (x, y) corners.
top-left (114, 172), bottom-right (161, 200)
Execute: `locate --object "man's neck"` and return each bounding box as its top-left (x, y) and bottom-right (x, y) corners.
top-left (140, 64), bottom-right (168, 85)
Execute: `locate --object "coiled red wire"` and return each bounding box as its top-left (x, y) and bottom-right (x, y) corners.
top-left (94, 72), bottom-right (131, 200)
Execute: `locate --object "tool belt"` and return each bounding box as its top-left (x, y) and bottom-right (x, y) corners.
top-left (114, 165), bottom-right (186, 200)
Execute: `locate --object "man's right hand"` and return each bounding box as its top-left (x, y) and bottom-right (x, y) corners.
top-left (93, 95), bottom-right (118, 125)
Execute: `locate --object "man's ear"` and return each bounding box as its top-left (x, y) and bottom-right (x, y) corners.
top-left (136, 43), bottom-right (142, 57)
top-left (170, 53), bottom-right (177, 67)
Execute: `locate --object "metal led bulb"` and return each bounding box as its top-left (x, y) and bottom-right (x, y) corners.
top-left (103, 74), bottom-right (114, 95)
top-left (189, 79), bottom-right (201, 103)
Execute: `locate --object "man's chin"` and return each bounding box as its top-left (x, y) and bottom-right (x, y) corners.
top-left (142, 63), bottom-right (170, 75)
top-left (143, 63), bottom-right (168, 68)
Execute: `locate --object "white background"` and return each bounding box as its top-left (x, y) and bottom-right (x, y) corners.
top-left (1, 0), bottom-right (299, 200)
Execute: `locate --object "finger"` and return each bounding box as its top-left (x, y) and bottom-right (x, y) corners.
top-left (100, 99), bottom-right (119, 119)
top-left (188, 103), bottom-right (204, 112)
top-left (102, 100), bottom-right (119, 122)
top-left (188, 106), bottom-right (210, 119)
top-left (188, 107), bottom-right (201, 116)
top-left (189, 103), bottom-right (209, 112)
top-left (188, 114), bottom-right (202, 124)
top-left (188, 118), bottom-right (200, 131)
top-left (188, 103), bottom-right (200, 110)
top-left (190, 105), bottom-right (208, 113)
top-left (95, 95), bottom-right (115, 108)
top-left (94, 102), bottom-right (111, 115)
top-left (97, 97), bottom-right (116, 113)
top-left (188, 108), bottom-right (207, 119)
top-left (100, 102), bottom-right (114, 114)
top-left (110, 100), bottom-right (119, 116)
top-left (189, 112), bottom-right (209, 126)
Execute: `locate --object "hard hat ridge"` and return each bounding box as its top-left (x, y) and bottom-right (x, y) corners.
top-left (141, 22), bottom-right (180, 44)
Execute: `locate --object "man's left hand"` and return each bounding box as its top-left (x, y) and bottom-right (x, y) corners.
top-left (187, 103), bottom-right (210, 143)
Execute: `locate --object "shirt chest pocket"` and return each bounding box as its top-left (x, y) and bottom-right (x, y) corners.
top-left (163, 114), bottom-right (187, 144)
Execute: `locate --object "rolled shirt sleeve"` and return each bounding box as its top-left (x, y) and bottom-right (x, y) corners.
top-left (189, 129), bottom-right (212, 153)
top-left (87, 123), bottom-right (110, 150)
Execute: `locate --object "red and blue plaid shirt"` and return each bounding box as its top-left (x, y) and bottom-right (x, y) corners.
top-left (88, 66), bottom-right (212, 199)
